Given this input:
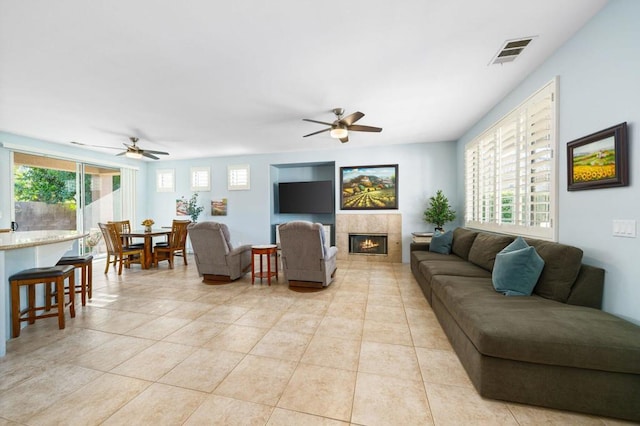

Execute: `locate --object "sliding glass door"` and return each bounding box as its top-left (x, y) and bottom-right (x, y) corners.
top-left (82, 163), bottom-right (121, 255)
top-left (13, 152), bottom-right (121, 255)
top-left (13, 153), bottom-right (78, 231)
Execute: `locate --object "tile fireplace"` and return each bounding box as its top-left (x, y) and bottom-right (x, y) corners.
top-left (349, 233), bottom-right (388, 255)
top-left (336, 214), bottom-right (401, 263)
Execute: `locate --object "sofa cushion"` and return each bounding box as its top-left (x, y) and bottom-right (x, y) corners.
top-left (467, 233), bottom-right (514, 272)
top-left (525, 239), bottom-right (583, 303)
top-left (451, 228), bottom-right (479, 260)
top-left (420, 261), bottom-right (491, 283)
top-left (430, 275), bottom-right (640, 374)
top-left (411, 250), bottom-right (465, 264)
top-left (492, 237), bottom-right (545, 296)
top-left (429, 230), bottom-right (453, 254)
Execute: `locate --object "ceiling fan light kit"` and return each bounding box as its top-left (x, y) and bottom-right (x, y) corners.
top-left (125, 151), bottom-right (143, 159)
top-left (303, 107), bottom-right (382, 143)
top-left (330, 125), bottom-right (348, 139)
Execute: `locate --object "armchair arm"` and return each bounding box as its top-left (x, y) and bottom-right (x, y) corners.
top-left (325, 246), bottom-right (338, 261)
top-left (229, 244), bottom-right (252, 256)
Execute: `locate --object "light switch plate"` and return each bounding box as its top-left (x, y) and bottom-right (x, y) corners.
top-left (612, 220), bottom-right (636, 238)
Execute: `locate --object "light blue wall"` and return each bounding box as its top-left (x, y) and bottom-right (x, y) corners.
top-left (455, 0), bottom-right (640, 324)
top-left (146, 141), bottom-right (459, 263)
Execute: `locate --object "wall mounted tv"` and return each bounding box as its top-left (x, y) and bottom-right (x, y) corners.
top-left (278, 181), bottom-right (334, 214)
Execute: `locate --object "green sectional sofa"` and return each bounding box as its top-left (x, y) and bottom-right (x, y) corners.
top-left (410, 227), bottom-right (640, 422)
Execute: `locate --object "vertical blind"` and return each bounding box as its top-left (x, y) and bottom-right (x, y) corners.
top-left (120, 167), bottom-right (137, 226)
top-left (464, 79), bottom-right (557, 240)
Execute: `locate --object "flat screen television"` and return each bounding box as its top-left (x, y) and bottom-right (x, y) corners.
top-left (278, 181), bottom-right (334, 214)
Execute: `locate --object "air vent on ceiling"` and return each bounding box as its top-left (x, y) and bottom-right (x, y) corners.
top-left (489, 37), bottom-right (536, 65)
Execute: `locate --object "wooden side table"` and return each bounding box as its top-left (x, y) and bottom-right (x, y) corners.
top-left (251, 244), bottom-right (278, 286)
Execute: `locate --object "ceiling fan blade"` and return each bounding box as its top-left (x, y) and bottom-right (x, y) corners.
top-left (71, 141), bottom-right (122, 150)
top-left (347, 124), bottom-right (383, 133)
top-left (142, 152), bottom-right (160, 160)
top-left (340, 111), bottom-right (364, 126)
top-left (142, 149), bottom-right (170, 155)
top-left (303, 128), bottom-right (331, 138)
top-left (302, 118), bottom-right (334, 126)
top-left (115, 151), bottom-right (126, 156)
top-left (340, 136), bottom-right (349, 143)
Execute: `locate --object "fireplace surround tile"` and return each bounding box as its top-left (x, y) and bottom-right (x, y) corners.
top-left (336, 214), bottom-right (402, 263)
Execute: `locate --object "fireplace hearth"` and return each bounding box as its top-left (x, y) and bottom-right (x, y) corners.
top-left (349, 233), bottom-right (388, 255)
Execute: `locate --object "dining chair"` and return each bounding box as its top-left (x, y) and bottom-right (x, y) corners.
top-left (154, 220), bottom-right (190, 268)
top-left (99, 222), bottom-right (145, 274)
top-left (108, 220), bottom-right (145, 249)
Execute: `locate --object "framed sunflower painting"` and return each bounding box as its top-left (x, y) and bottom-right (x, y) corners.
top-left (567, 122), bottom-right (628, 191)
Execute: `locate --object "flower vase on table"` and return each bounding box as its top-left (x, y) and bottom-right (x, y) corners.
top-left (141, 219), bottom-right (155, 233)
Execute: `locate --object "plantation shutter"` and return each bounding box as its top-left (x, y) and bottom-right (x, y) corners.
top-left (464, 79), bottom-right (556, 240)
top-left (228, 164), bottom-right (250, 190)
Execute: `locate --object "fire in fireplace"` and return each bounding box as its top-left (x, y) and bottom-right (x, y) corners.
top-left (349, 233), bottom-right (388, 255)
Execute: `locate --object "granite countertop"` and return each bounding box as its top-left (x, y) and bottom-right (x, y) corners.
top-left (0, 230), bottom-right (88, 250)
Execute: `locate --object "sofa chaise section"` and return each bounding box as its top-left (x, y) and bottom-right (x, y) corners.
top-left (410, 227), bottom-right (640, 421)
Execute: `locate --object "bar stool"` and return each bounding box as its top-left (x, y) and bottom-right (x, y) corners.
top-left (9, 265), bottom-right (76, 338)
top-left (56, 254), bottom-right (93, 306)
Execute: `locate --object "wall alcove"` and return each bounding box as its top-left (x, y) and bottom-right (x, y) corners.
top-left (270, 161), bottom-right (336, 245)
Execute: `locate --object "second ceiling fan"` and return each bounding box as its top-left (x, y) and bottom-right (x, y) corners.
top-left (303, 108), bottom-right (382, 143)
top-left (71, 136), bottom-right (169, 160)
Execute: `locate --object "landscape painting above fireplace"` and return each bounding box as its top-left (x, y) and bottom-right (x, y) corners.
top-left (340, 164), bottom-right (398, 210)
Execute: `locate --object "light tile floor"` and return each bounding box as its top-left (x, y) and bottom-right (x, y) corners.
top-left (0, 257), bottom-right (633, 425)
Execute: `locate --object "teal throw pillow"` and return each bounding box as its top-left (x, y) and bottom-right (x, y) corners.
top-left (429, 230), bottom-right (453, 254)
top-left (492, 237), bottom-right (545, 296)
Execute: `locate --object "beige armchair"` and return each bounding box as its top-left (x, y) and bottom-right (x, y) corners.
top-left (278, 221), bottom-right (338, 288)
top-left (187, 221), bottom-right (252, 282)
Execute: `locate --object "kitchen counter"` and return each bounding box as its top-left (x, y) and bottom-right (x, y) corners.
top-left (0, 230), bottom-right (86, 250)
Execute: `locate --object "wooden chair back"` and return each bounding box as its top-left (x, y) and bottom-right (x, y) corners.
top-left (170, 220), bottom-right (191, 249)
top-left (99, 222), bottom-right (145, 274)
top-left (108, 220), bottom-right (134, 246)
top-left (99, 222), bottom-right (117, 256)
top-left (154, 220), bottom-right (190, 268)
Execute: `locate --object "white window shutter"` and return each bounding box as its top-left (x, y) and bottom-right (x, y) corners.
top-left (464, 79), bottom-right (557, 240)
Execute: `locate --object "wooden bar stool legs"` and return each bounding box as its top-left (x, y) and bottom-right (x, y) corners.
top-left (56, 254), bottom-right (93, 306)
top-left (9, 265), bottom-right (76, 338)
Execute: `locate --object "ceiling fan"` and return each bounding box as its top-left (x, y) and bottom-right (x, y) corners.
top-left (71, 137), bottom-right (170, 160)
top-left (302, 108), bottom-right (382, 143)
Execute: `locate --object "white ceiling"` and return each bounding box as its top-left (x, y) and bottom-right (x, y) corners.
top-left (0, 0), bottom-right (608, 161)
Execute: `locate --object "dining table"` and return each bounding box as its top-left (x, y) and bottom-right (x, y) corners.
top-left (121, 228), bottom-right (172, 269)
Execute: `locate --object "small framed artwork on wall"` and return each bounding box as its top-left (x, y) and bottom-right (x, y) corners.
top-left (567, 122), bottom-right (628, 191)
top-left (211, 198), bottom-right (228, 216)
top-left (340, 164), bottom-right (398, 210)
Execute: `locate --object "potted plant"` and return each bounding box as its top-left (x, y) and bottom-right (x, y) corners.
top-left (181, 193), bottom-right (204, 223)
top-left (423, 190), bottom-right (456, 232)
